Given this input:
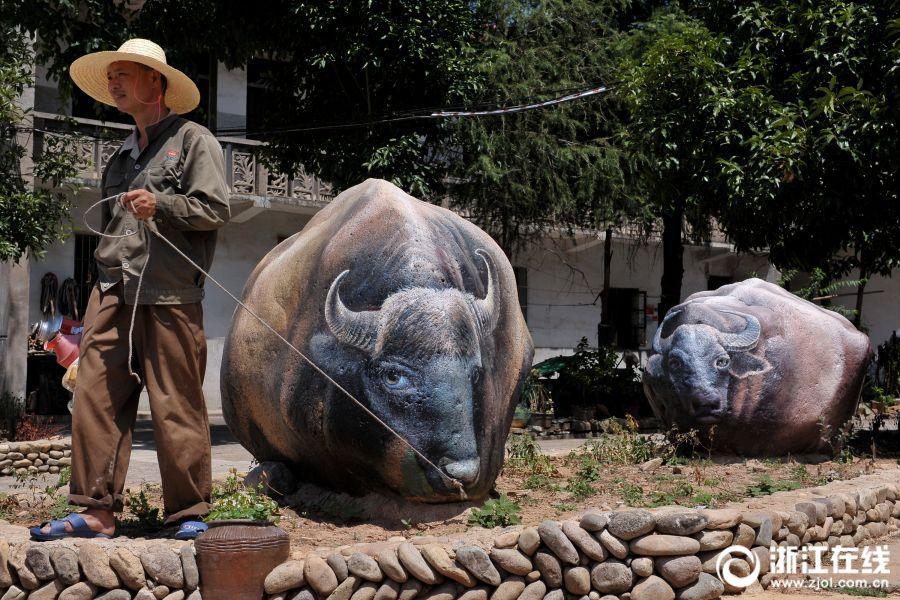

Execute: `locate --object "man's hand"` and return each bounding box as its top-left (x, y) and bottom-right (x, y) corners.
top-left (121, 189), bottom-right (157, 220)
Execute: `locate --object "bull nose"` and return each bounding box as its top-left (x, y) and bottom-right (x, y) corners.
top-left (444, 459), bottom-right (480, 485)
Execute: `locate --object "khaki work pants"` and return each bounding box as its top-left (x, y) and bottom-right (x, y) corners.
top-left (68, 283), bottom-right (212, 524)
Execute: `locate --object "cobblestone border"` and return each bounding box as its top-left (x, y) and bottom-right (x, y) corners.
top-left (0, 474), bottom-right (897, 599)
top-left (0, 440), bottom-right (71, 477)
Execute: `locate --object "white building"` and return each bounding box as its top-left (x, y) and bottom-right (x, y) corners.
top-left (4, 56), bottom-right (899, 414)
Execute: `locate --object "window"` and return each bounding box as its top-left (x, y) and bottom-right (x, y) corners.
top-left (512, 266), bottom-right (527, 322)
top-left (607, 288), bottom-right (647, 349)
top-left (74, 234), bottom-right (100, 318)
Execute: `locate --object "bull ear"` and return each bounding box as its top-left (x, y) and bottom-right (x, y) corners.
top-left (728, 352), bottom-right (772, 379)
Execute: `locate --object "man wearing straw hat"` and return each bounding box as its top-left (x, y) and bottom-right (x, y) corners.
top-left (32, 39), bottom-right (230, 540)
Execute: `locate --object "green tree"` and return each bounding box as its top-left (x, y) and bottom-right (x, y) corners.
top-left (4, 0), bottom-right (482, 201)
top-left (691, 1), bottom-right (900, 325)
top-left (615, 12), bottom-right (734, 318)
top-left (0, 27), bottom-right (77, 262)
top-left (449, 0), bottom-right (652, 255)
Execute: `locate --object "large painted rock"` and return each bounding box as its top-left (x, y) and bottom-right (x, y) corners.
top-left (642, 278), bottom-right (871, 455)
top-left (221, 179), bottom-right (534, 501)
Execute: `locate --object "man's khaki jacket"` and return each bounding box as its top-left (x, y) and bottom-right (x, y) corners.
top-left (97, 113), bottom-right (231, 304)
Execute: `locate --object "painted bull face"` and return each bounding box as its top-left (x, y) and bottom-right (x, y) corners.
top-left (646, 309), bottom-right (771, 423)
top-left (321, 249), bottom-right (498, 494)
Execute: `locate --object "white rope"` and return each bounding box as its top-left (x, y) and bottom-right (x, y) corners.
top-left (83, 195), bottom-right (466, 498)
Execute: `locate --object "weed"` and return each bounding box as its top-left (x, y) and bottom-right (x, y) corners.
top-left (620, 483), bottom-right (644, 506)
top-left (468, 495), bottom-right (521, 528)
top-left (506, 434), bottom-right (556, 477)
top-left (553, 502), bottom-right (577, 513)
top-left (566, 478), bottom-right (595, 501)
top-left (745, 475), bottom-right (802, 498)
top-left (523, 474), bottom-right (551, 489)
top-left (119, 487), bottom-right (164, 532)
top-left (207, 468), bottom-right (279, 522)
top-left (835, 586), bottom-right (887, 597)
top-left (647, 490), bottom-right (675, 507)
top-left (13, 415), bottom-right (64, 442)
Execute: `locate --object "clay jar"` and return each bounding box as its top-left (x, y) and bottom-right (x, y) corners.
top-left (195, 519), bottom-right (290, 599)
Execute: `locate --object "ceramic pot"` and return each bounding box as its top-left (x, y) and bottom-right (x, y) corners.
top-left (195, 519), bottom-right (290, 599)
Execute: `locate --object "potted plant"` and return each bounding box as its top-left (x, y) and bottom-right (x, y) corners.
top-left (195, 470), bottom-right (290, 599)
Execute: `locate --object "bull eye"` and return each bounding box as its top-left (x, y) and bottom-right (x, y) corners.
top-left (667, 357), bottom-right (682, 370)
top-left (715, 355), bottom-right (731, 369)
top-left (381, 366), bottom-right (411, 390)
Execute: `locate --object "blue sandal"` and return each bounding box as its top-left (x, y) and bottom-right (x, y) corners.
top-left (30, 513), bottom-right (112, 541)
top-left (174, 520), bottom-right (208, 540)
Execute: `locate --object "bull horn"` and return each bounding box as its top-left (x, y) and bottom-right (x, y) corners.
top-left (717, 310), bottom-right (761, 351)
top-left (473, 249), bottom-right (499, 334)
top-left (325, 270), bottom-right (379, 353)
top-left (651, 308), bottom-right (684, 354)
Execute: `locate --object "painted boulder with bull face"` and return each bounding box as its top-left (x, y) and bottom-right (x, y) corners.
top-left (642, 278), bottom-right (871, 455)
top-left (221, 179), bottom-right (534, 502)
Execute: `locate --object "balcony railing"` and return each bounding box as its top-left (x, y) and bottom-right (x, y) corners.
top-left (31, 112), bottom-right (334, 217)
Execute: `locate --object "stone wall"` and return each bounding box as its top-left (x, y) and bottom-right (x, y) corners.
top-left (0, 478), bottom-right (897, 599)
top-left (0, 440), bottom-right (71, 477)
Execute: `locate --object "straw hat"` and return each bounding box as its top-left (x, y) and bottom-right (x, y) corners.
top-left (70, 38), bottom-right (200, 114)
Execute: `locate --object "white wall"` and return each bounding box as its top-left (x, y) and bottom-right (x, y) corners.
top-left (514, 234), bottom-right (772, 360)
top-left (834, 272), bottom-right (900, 348)
top-left (216, 63), bottom-right (247, 132)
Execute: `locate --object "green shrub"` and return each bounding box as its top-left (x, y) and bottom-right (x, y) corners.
top-left (468, 495), bottom-right (521, 528)
top-left (206, 469), bottom-right (279, 522)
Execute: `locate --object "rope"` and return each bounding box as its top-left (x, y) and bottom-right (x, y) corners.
top-left (83, 195), bottom-right (466, 498)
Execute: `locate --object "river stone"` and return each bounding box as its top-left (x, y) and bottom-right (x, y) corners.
top-left (784, 511), bottom-right (810, 536)
top-left (50, 546), bottom-right (81, 586)
top-left (858, 489), bottom-right (877, 511)
top-left (543, 591), bottom-right (564, 600)
top-left (374, 579), bottom-right (401, 600)
top-left (579, 512), bottom-right (608, 533)
top-left (398, 579), bottom-right (423, 600)
top-left (495, 531), bottom-right (520, 548)
top-left (109, 547), bottom-right (145, 590)
top-left (654, 512), bottom-right (708, 536)
top-left (596, 529), bottom-right (628, 560)
top-left (420, 583), bottom-right (455, 600)
top-left (590, 562), bottom-right (632, 594)
top-left (326, 555), bottom-right (349, 583)
top-left (562, 521), bottom-right (606, 561)
top-left (796, 501), bottom-right (826, 525)
top-left (135, 589), bottom-right (155, 600)
top-left (631, 557), bottom-right (653, 578)
top-left (1, 585), bottom-right (27, 600)
top-left (327, 575), bottom-right (360, 600)
top-left (458, 587), bottom-right (489, 600)
top-left (421, 545), bottom-right (476, 587)
top-left (96, 590), bottom-right (133, 600)
top-left (533, 551), bottom-right (562, 588)
top-left (490, 548), bottom-right (533, 576)
top-left (655, 556), bottom-right (701, 588)
top-left (564, 566), bottom-right (591, 595)
top-left (456, 546), bottom-right (501, 586)
top-left (630, 535), bottom-right (701, 556)
top-left (351, 581), bottom-right (381, 600)
top-left (519, 580), bottom-right (546, 600)
top-left (518, 528), bottom-right (541, 555)
top-left (78, 543), bottom-right (119, 589)
top-left (350, 552), bottom-right (384, 583)
top-left (693, 530), bottom-right (733, 551)
top-left (0, 539), bottom-right (11, 587)
top-left (491, 576), bottom-right (526, 600)
top-left (742, 510), bottom-right (782, 532)
top-left (538, 521), bottom-right (579, 565)
top-left (8, 541), bottom-right (37, 590)
top-left (141, 545), bottom-right (183, 589)
top-left (267, 560), bottom-right (307, 593)
top-left (152, 585), bottom-right (170, 599)
top-left (398, 543), bottom-right (441, 585)
top-left (25, 544), bottom-right (55, 580)
top-left (675, 572), bottom-right (724, 600)
top-left (698, 509), bottom-right (741, 530)
top-left (525, 570), bottom-right (540, 583)
top-left (733, 523), bottom-right (755, 548)
top-left (632, 575), bottom-right (674, 600)
top-left (375, 548), bottom-right (407, 583)
top-left (179, 545), bottom-right (199, 592)
top-left (608, 510), bottom-right (655, 540)
top-left (754, 518), bottom-right (774, 546)
top-left (27, 579), bottom-right (65, 600)
top-left (307, 553), bottom-right (340, 596)
top-left (163, 592), bottom-right (186, 600)
top-left (58, 581), bottom-right (97, 600)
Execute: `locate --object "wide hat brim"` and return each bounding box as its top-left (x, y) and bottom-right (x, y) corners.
top-left (70, 50), bottom-right (200, 115)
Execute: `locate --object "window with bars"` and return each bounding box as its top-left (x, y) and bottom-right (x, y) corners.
top-left (607, 288), bottom-right (647, 349)
top-left (74, 234), bottom-right (100, 317)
